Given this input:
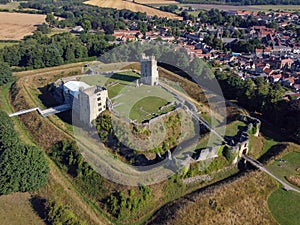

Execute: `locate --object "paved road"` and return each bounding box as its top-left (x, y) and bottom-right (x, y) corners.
top-left (242, 154), bottom-right (300, 194)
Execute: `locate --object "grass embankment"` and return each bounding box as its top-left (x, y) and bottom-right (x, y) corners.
top-left (147, 170), bottom-right (278, 225)
top-left (262, 143), bottom-right (300, 225)
top-left (267, 151), bottom-right (300, 225)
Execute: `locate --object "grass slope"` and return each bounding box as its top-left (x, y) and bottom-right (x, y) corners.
top-left (268, 189), bottom-right (300, 225)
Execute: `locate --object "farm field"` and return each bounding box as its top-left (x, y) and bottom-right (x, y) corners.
top-left (135, 0), bottom-right (178, 4)
top-left (84, 0), bottom-right (182, 19)
top-left (186, 4), bottom-right (300, 11)
top-left (0, 12), bottom-right (46, 40)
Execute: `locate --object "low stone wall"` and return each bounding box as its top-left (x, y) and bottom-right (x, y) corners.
top-left (142, 106), bottom-right (181, 126)
top-left (184, 174), bottom-right (212, 184)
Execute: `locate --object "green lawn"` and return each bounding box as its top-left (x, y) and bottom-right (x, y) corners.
top-left (266, 152), bottom-right (300, 190)
top-left (262, 137), bottom-right (278, 155)
top-left (80, 70), bottom-right (140, 98)
top-left (268, 188), bottom-right (300, 225)
top-left (129, 96), bottom-right (170, 122)
top-left (224, 120), bottom-right (246, 137)
top-left (113, 85), bottom-right (175, 119)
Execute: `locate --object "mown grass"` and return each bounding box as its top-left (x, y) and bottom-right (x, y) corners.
top-left (266, 151), bottom-right (300, 190)
top-left (268, 188), bottom-right (300, 225)
top-left (129, 96), bottom-right (169, 122)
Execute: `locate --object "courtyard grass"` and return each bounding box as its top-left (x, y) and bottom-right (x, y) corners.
top-left (112, 84), bottom-right (175, 119)
top-left (266, 151), bottom-right (300, 190)
top-left (268, 188), bottom-right (300, 225)
top-left (224, 120), bottom-right (246, 137)
top-left (129, 96), bottom-right (170, 122)
top-left (79, 70), bottom-right (140, 98)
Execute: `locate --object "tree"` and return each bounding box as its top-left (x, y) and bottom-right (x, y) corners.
top-left (0, 110), bottom-right (49, 195)
top-left (0, 144), bottom-right (49, 194)
top-left (190, 57), bottom-right (204, 78)
top-left (0, 62), bottom-right (12, 85)
top-left (36, 23), bottom-right (51, 34)
top-left (137, 22), bottom-right (147, 36)
top-left (174, 49), bottom-right (189, 70)
top-left (82, 20), bottom-right (92, 33)
top-left (45, 14), bottom-right (57, 27)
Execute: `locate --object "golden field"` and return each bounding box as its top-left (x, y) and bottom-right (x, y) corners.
top-left (84, 0), bottom-right (182, 19)
top-left (135, 0), bottom-right (179, 4)
top-left (0, 12), bottom-right (46, 40)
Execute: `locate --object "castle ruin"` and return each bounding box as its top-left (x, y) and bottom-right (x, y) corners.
top-left (140, 54), bottom-right (159, 86)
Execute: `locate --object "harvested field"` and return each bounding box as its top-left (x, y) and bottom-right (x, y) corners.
top-left (0, 12), bottom-right (46, 40)
top-left (186, 3), bottom-right (300, 11)
top-left (135, 0), bottom-right (178, 4)
top-left (84, 0), bottom-right (182, 19)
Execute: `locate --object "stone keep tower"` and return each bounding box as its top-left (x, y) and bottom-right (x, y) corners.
top-left (78, 86), bottom-right (108, 125)
top-left (140, 54), bottom-right (159, 86)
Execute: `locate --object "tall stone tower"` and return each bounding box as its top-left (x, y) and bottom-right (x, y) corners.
top-left (78, 86), bottom-right (108, 125)
top-left (140, 54), bottom-right (159, 86)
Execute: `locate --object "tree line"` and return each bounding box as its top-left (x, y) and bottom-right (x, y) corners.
top-left (215, 71), bottom-right (300, 143)
top-left (0, 32), bottom-right (112, 69)
top-left (0, 110), bottom-right (49, 195)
